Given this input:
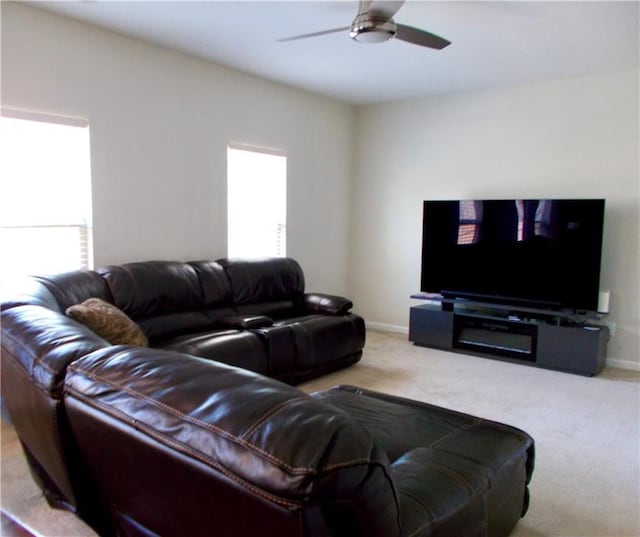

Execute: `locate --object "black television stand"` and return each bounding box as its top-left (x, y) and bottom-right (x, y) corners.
top-left (409, 294), bottom-right (609, 376)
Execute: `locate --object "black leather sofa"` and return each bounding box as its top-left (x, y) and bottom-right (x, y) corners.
top-left (95, 257), bottom-right (365, 383)
top-left (1, 257), bottom-right (535, 537)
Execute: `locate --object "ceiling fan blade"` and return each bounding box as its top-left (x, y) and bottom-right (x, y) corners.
top-left (277, 26), bottom-right (351, 42)
top-left (395, 23), bottom-right (451, 49)
top-left (357, 0), bottom-right (374, 15)
top-left (364, 0), bottom-right (405, 20)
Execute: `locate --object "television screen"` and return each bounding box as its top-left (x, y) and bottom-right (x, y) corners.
top-left (420, 199), bottom-right (605, 312)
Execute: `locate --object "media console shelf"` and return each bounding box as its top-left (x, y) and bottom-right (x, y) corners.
top-left (409, 294), bottom-right (609, 376)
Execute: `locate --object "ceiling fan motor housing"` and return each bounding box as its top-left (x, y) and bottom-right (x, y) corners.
top-left (350, 14), bottom-right (397, 43)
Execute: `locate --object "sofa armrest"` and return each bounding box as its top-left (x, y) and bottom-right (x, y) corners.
top-left (215, 315), bottom-right (273, 330)
top-left (64, 347), bottom-right (401, 536)
top-left (302, 293), bottom-right (353, 315)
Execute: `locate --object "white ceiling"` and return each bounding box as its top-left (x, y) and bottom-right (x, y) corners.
top-left (33, 1), bottom-right (639, 105)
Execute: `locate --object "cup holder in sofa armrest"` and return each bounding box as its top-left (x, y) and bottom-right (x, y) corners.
top-left (215, 315), bottom-right (274, 330)
top-left (302, 293), bottom-right (353, 315)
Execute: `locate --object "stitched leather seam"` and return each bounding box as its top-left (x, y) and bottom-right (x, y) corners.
top-left (0, 328), bottom-right (84, 397)
top-left (429, 419), bottom-right (481, 448)
top-left (1, 346), bottom-right (31, 376)
top-left (317, 458), bottom-right (377, 474)
top-left (2, 327), bottom-right (56, 377)
top-left (134, 415), bottom-right (301, 508)
top-left (401, 460), bottom-right (492, 537)
top-left (68, 390), bottom-right (301, 509)
top-left (240, 397), bottom-right (307, 440)
top-left (296, 322), bottom-right (314, 365)
top-left (487, 479), bottom-right (523, 516)
top-left (7, 353), bottom-right (62, 402)
top-left (397, 489), bottom-right (436, 520)
top-left (66, 364), bottom-right (372, 475)
top-left (66, 365), bottom-right (309, 472)
top-left (241, 264), bottom-right (252, 304)
top-left (405, 486), bottom-right (486, 537)
top-left (423, 461), bottom-right (483, 495)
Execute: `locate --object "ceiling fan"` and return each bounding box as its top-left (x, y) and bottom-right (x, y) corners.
top-left (278, 0), bottom-right (451, 50)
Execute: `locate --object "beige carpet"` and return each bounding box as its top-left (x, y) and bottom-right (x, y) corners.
top-left (1, 330), bottom-right (639, 537)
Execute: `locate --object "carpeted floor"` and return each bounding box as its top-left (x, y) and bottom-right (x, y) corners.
top-left (2, 330), bottom-right (639, 536)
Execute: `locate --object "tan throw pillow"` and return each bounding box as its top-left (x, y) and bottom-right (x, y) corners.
top-left (66, 298), bottom-right (148, 347)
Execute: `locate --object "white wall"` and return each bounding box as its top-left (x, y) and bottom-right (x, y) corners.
top-left (1, 3), bottom-right (354, 294)
top-left (351, 71), bottom-right (639, 369)
top-left (3, 4), bottom-right (639, 369)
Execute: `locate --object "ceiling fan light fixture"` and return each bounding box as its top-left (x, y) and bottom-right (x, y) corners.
top-left (349, 17), bottom-right (397, 43)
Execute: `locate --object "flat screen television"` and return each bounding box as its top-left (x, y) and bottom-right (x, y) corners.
top-left (420, 199), bottom-right (605, 312)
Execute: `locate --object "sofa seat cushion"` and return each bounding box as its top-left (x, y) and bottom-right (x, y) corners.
top-left (391, 447), bottom-right (492, 537)
top-left (313, 385), bottom-right (534, 537)
top-left (156, 329), bottom-right (269, 375)
top-left (272, 314), bottom-right (318, 326)
top-left (234, 300), bottom-right (297, 319)
top-left (138, 307), bottom-right (237, 342)
top-left (313, 387), bottom-right (534, 471)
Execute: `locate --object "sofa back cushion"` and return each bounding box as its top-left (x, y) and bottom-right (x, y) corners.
top-left (97, 261), bottom-right (238, 341)
top-left (217, 258), bottom-right (305, 317)
top-left (187, 260), bottom-right (234, 306)
top-left (33, 270), bottom-right (112, 313)
top-left (97, 261), bottom-right (205, 318)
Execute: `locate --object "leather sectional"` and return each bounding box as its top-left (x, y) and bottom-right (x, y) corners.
top-left (1, 257), bottom-right (535, 537)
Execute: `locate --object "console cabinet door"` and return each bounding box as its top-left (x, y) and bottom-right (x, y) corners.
top-left (537, 324), bottom-right (608, 376)
top-left (409, 306), bottom-right (454, 349)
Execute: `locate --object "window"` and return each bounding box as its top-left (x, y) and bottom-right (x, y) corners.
top-left (0, 112), bottom-right (93, 289)
top-left (516, 199), bottom-right (553, 241)
top-left (227, 146), bottom-right (286, 258)
top-left (457, 200), bottom-right (483, 245)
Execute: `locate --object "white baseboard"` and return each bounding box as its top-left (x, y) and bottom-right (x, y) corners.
top-left (606, 358), bottom-right (640, 371)
top-left (365, 321), bottom-right (408, 335)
